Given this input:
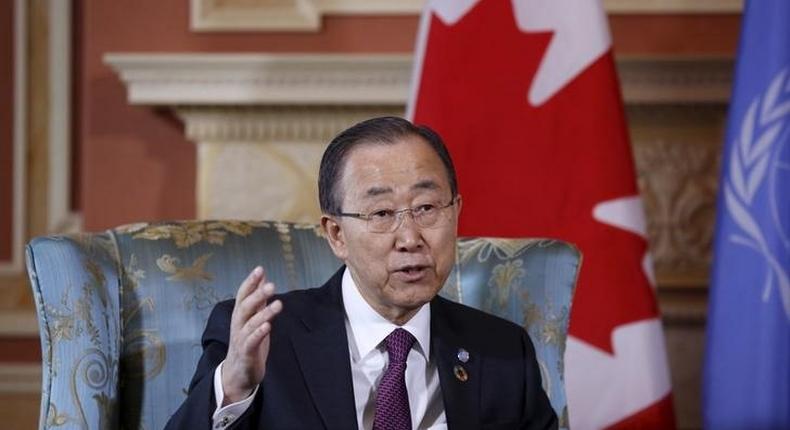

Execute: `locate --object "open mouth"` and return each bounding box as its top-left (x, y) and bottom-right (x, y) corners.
top-left (393, 265), bottom-right (430, 282)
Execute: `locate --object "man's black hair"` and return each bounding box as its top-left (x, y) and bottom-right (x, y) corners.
top-left (318, 116), bottom-right (458, 215)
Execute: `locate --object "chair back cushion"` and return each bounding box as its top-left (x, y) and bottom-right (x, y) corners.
top-left (27, 220), bottom-right (580, 429)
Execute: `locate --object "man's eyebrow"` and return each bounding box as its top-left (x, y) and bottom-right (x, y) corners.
top-left (411, 179), bottom-right (440, 191)
top-left (364, 186), bottom-right (393, 197)
top-left (362, 180), bottom-right (440, 198)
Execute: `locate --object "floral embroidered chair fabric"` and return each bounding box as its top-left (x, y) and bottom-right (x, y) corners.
top-left (26, 220), bottom-right (581, 430)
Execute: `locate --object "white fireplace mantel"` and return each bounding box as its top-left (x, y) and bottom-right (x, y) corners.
top-left (104, 53), bottom-right (733, 107)
top-left (103, 53), bottom-right (733, 223)
top-left (104, 54), bottom-right (413, 106)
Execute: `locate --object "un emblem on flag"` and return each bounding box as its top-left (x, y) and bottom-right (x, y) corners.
top-left (775, 132), bottom-right (790, 251)
top-left (723, 67), bottom-right (790, 321)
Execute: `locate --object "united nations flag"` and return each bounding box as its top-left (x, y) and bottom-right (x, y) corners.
top-left (704, 0), bottom-right (790, 427)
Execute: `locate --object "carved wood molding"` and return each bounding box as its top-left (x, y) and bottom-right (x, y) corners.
top-left (1, 0), bottom-right (27, 275)
top-left (0, 0), bottom-right (81, 336)
top-left (635, 139), bottom-right (719, 287)
top-left (191, 0), bottom-right (424, 32)
top-left (658, 288), bottom-right (708, 325)
top-left (190, 0), bottom-right (742, 32)
top-left (105, 54), bottom-right (733, 107)
top-left (104, 54), bottom-right (412, 106)
top-left (178, 106), bottom-right (404, 143)
top-left (618, 57), bottom-right (733, 104)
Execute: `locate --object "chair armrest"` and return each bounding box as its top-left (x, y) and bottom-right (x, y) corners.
top-left (26, 234), bottom-right (122, 429)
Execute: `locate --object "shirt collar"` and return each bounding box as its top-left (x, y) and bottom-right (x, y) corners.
top-left (342, 267), bottom-right (431, 360)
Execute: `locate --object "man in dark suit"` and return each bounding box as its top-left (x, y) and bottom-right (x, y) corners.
top-left (166, 117), bottom-right (557, 429)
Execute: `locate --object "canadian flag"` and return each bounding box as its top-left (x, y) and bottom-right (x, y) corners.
top-left (407, 1), bottom-right (675, 428)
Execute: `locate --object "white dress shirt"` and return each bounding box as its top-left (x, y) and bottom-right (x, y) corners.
top-left (212, 268), bottom-right (447, 429)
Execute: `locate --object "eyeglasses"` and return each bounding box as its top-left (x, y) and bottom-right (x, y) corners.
top-left (336, 198), bottom-right (457, 233)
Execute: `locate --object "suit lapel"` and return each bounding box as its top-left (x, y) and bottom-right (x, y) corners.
top-left (289, 268), bottom-right (358, 430)
top-left (432, 297), bottom-right (482, 430)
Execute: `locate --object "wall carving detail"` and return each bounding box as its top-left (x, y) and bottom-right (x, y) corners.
top-left (634, 140), bottom-right (720, 287)
top-left (105, 54), bottom-right (733, 106)
top-left (177, 106), bottom-right (403, 143)
top-left (618, 58), bottom-right (733, 104)
top-left (104, 54), bottom-right (412, 106)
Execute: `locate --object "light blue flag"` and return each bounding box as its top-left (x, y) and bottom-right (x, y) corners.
top-left (704, 0), bottom-right (790, 428)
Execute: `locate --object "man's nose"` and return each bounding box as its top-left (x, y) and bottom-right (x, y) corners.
top-left (394, 211), bottom-right (423, 251)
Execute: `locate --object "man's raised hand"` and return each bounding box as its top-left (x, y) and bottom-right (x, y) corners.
top-left (221, 266), bottom-right (283, 404)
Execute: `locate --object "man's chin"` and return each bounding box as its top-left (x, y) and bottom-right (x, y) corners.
top-left (389, 284), bottom-right (442, 307)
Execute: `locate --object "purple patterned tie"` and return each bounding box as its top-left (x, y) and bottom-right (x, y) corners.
top-left (373, 328), bottom-right (416, 430)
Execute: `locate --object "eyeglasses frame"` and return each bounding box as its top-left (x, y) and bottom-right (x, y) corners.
top-left (333, 196), bottom-right (458, 233)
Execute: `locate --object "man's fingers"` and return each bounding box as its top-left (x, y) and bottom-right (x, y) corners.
top-left (237, 282), bottom-right (275, 320)
top-left (231, 268), bottom-right (264, 331)
top-left (243, 321), bottom-right (272, 353)
top-left (233, 282), bottom-right (276, 330)
top-left (235, 266), bottom-right (265, 304)
top-left (240, 299), bottom-right (283, 338)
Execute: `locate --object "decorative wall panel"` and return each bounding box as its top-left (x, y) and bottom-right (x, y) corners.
top-left (190, 0), bottom-right (742, 31)
top-left (0, 0), bottom-right (15, 264)
top-left (0, 0), bottom-right (25, 275)
top-left (177, 105), bottom-right (402, 221)
top-left (637, 140), bottom-right (718, 283)
top-left (629, 105), bottom-right (727, 288)
top-left (0, 0), bottom-right (77, 333)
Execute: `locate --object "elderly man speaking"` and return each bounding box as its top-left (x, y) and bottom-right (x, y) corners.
top-left (165, 117), bottom-right (557, 430)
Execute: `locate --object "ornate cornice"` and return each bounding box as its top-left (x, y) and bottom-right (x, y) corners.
top-left (105, 53), bottom-right (733, 107)
top-left (104, 54), bottom-right (413, 106)
top-left (618, 57), bottom-right (733, 104)
top-left (177, 106), bottom-right (404, 143)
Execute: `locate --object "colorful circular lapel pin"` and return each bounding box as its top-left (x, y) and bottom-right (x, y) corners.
top-left (453, 364), bottom-right (468, 382)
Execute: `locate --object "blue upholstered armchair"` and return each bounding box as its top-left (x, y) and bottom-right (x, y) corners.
top-left (26, 220), bottom-right (580, 429)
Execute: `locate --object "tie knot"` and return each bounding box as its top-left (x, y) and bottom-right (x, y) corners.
top-left (385, 328), bottom-right (416, 364)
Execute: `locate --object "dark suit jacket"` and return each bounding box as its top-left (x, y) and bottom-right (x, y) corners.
top-left (166, 267), bottom-right (557, 429)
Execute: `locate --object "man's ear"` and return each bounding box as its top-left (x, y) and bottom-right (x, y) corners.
top-left (321, 215), bottom-right (348, 260)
